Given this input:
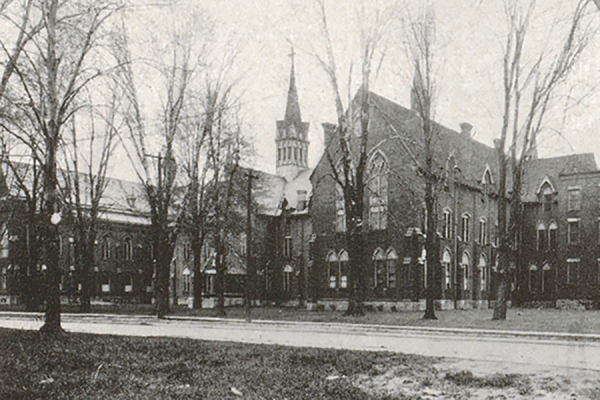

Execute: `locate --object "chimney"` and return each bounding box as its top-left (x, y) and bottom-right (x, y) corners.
top-left (459, 122), bottom-right (473, 136)
top-left (322, 122), bottom-right (337, 147)
top-left (296, 190), bottom-right (308, 212)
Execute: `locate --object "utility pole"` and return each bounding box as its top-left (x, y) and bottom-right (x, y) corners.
top-left (245, 169), bottom-right (258, 322)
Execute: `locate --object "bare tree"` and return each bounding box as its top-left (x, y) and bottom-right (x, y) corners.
top-left (59, 85), bottom-right (120, 313)
top-left (313, 0), bottom-right (390, 315)
top-left (492, 0), bottom-right (594, 320)
top-left (3, 0), bottom-right (119, 334)
top-left (204, 103), bottom-right (246, 317)
top-left (402, 4), bottom-right (440, 320)
top-left (0, 0), bottom-right (42, 101)
top-left (117, 12), bottom-right (206, 317)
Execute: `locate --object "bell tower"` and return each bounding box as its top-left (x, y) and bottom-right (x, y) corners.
top-left (276, 48), bottom-right (309, 182)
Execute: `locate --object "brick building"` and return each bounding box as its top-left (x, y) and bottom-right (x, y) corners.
top-left (0, 162), bottom-right (153, 305)
top-left (519, 153), bottom-right (600, 307)
top-left (309, 92), bottom-right (501, 310)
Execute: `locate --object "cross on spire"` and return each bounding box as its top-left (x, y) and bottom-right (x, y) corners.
top-left (288, 47), bottom-right (296, 65)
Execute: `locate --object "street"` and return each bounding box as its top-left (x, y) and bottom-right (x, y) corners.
top-left (1, 313), bottom-right (600, 372)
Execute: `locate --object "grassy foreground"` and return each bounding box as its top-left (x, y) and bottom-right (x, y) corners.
top-left (1, 328), bottom-right (599, 399)
top-left (0, 328), bottom-right (430, 399)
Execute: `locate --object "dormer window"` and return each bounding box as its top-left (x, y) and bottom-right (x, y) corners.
top-left (537, 178), bottom-right (556, 212)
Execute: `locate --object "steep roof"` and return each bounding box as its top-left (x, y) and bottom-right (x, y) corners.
top-left (284, 51), bottom-right (302, 124)
top-left (1, 161), bottom-right (150, 225)
top-left (368, 91), bottom-right (499, 189)
top-left (522, 153), bottom-right (598, 202)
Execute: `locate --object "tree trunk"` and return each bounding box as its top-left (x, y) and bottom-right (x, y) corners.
top-left (423, 165), bottom-right (438, 319)
top-left (78, 235), bottom-right (93, 313)
top-left (191, 231), bottom-right (204, 309)
top-left (345, 218), bottom-right (366, 316)
top-left (40, 140), bottom-right (63, 334)
top-left (215, 231), bottom-right (226, 317)
top-left (153, 224), bottom-right (171, 318)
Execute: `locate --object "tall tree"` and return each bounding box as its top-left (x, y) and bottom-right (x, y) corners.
top-left (314, 0), bottom-right (390, 315)
top-left (59, 85), bottom-right (121, 313)
top-left (4, 0), bottom-right (118, 333)
top-left (204, 103), bottom-right (246, 317)
top-left (403, 4), bottom-right (440, 320)
top-left (491, 0), bottom-right (594, 320)
top-left (117, 9), bottom-right (208, 317)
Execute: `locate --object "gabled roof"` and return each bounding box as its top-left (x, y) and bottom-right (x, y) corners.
top-left (522, 153), bottom-right (597, 202)
top-left (367, 91), bottom-right (500, 189)
top-left (1, 161), bottom-right (150, 224)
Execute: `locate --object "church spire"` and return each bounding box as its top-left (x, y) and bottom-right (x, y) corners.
top-left (284, 47), bottom-right (302, 123)
top-left (276, 48), bottom-right (310, 182)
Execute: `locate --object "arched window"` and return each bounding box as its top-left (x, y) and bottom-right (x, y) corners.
top-left (539, 181), bottom-right (555, 212)
top-left (182, 268), bottom-right (191, 294)
top-left (482, 167), bottom-right (493, 185)
top-left (479, 254), bottom-right (487, 293)
top-left (373, 247), bottom-right (386, 288)
top-left (442, 249), bottom-right (452, 291)
top-left (368, 153), bottom-right (388, 230)
top-left (528, 264), bottom-right (539, 292)
top-left (443, 209), bottom-right (452, 239)
top-left (1, 267), bottom-right (7, 290)
top-left (101, 236), bottom-right (111, 260)
top-left (326, 251), bottom-right (339, 289)
top-left (386, 247), bottom-right (398, 289)
top-left (461, 214), bottom-right (471, 242)
top-left (536, 222), bottom-right (547, 251)
top-left (124, 238), bottom-right (133, 261)
top-left (461, 252), bottom-right (470, 291)
top-left (283, 265), bottom-right (293, 291)
top-left (478, 217), bottom-right (487, 245)
top-left (339, 250), bottom-right (349, 289)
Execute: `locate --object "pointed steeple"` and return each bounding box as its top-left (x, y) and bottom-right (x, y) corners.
top-left (276, 48), bottom-right (310, 182)
top-left (284, 47), bottom-right (302, 124)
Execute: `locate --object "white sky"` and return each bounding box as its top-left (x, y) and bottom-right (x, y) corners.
top-left (118, 0), bottom-right (600, 176)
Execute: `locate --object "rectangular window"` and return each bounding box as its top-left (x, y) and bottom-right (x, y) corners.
top-left (283, 236), bottom-right (292, 259)
top-left (568, 188), bottom-right (581, 211)
top-left (567, 258), bottom-right (580, 285)
top-left (549, 227), bottom-right (558, 249)
top-left (537, 229), bottom-right (547, 251)
top-left (568, 219), bottom-right (580, 244)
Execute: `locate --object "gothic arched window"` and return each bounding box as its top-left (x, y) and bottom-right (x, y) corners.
top-left (368, 152), bottom-right (388, 230)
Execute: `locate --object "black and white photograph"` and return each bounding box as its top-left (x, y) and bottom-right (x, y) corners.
top-left (1, 0), bottom-right (600, 398)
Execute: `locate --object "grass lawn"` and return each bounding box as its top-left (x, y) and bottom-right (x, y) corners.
top-left (2, 328), bottom-right (597, 399)
top-left (0, 328), bottom-right (432, 399)
top-left (3, 303), bottom-right (600, 334)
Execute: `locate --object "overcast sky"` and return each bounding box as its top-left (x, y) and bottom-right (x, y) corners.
top-left (121, 0), bottom-right (600, 176)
